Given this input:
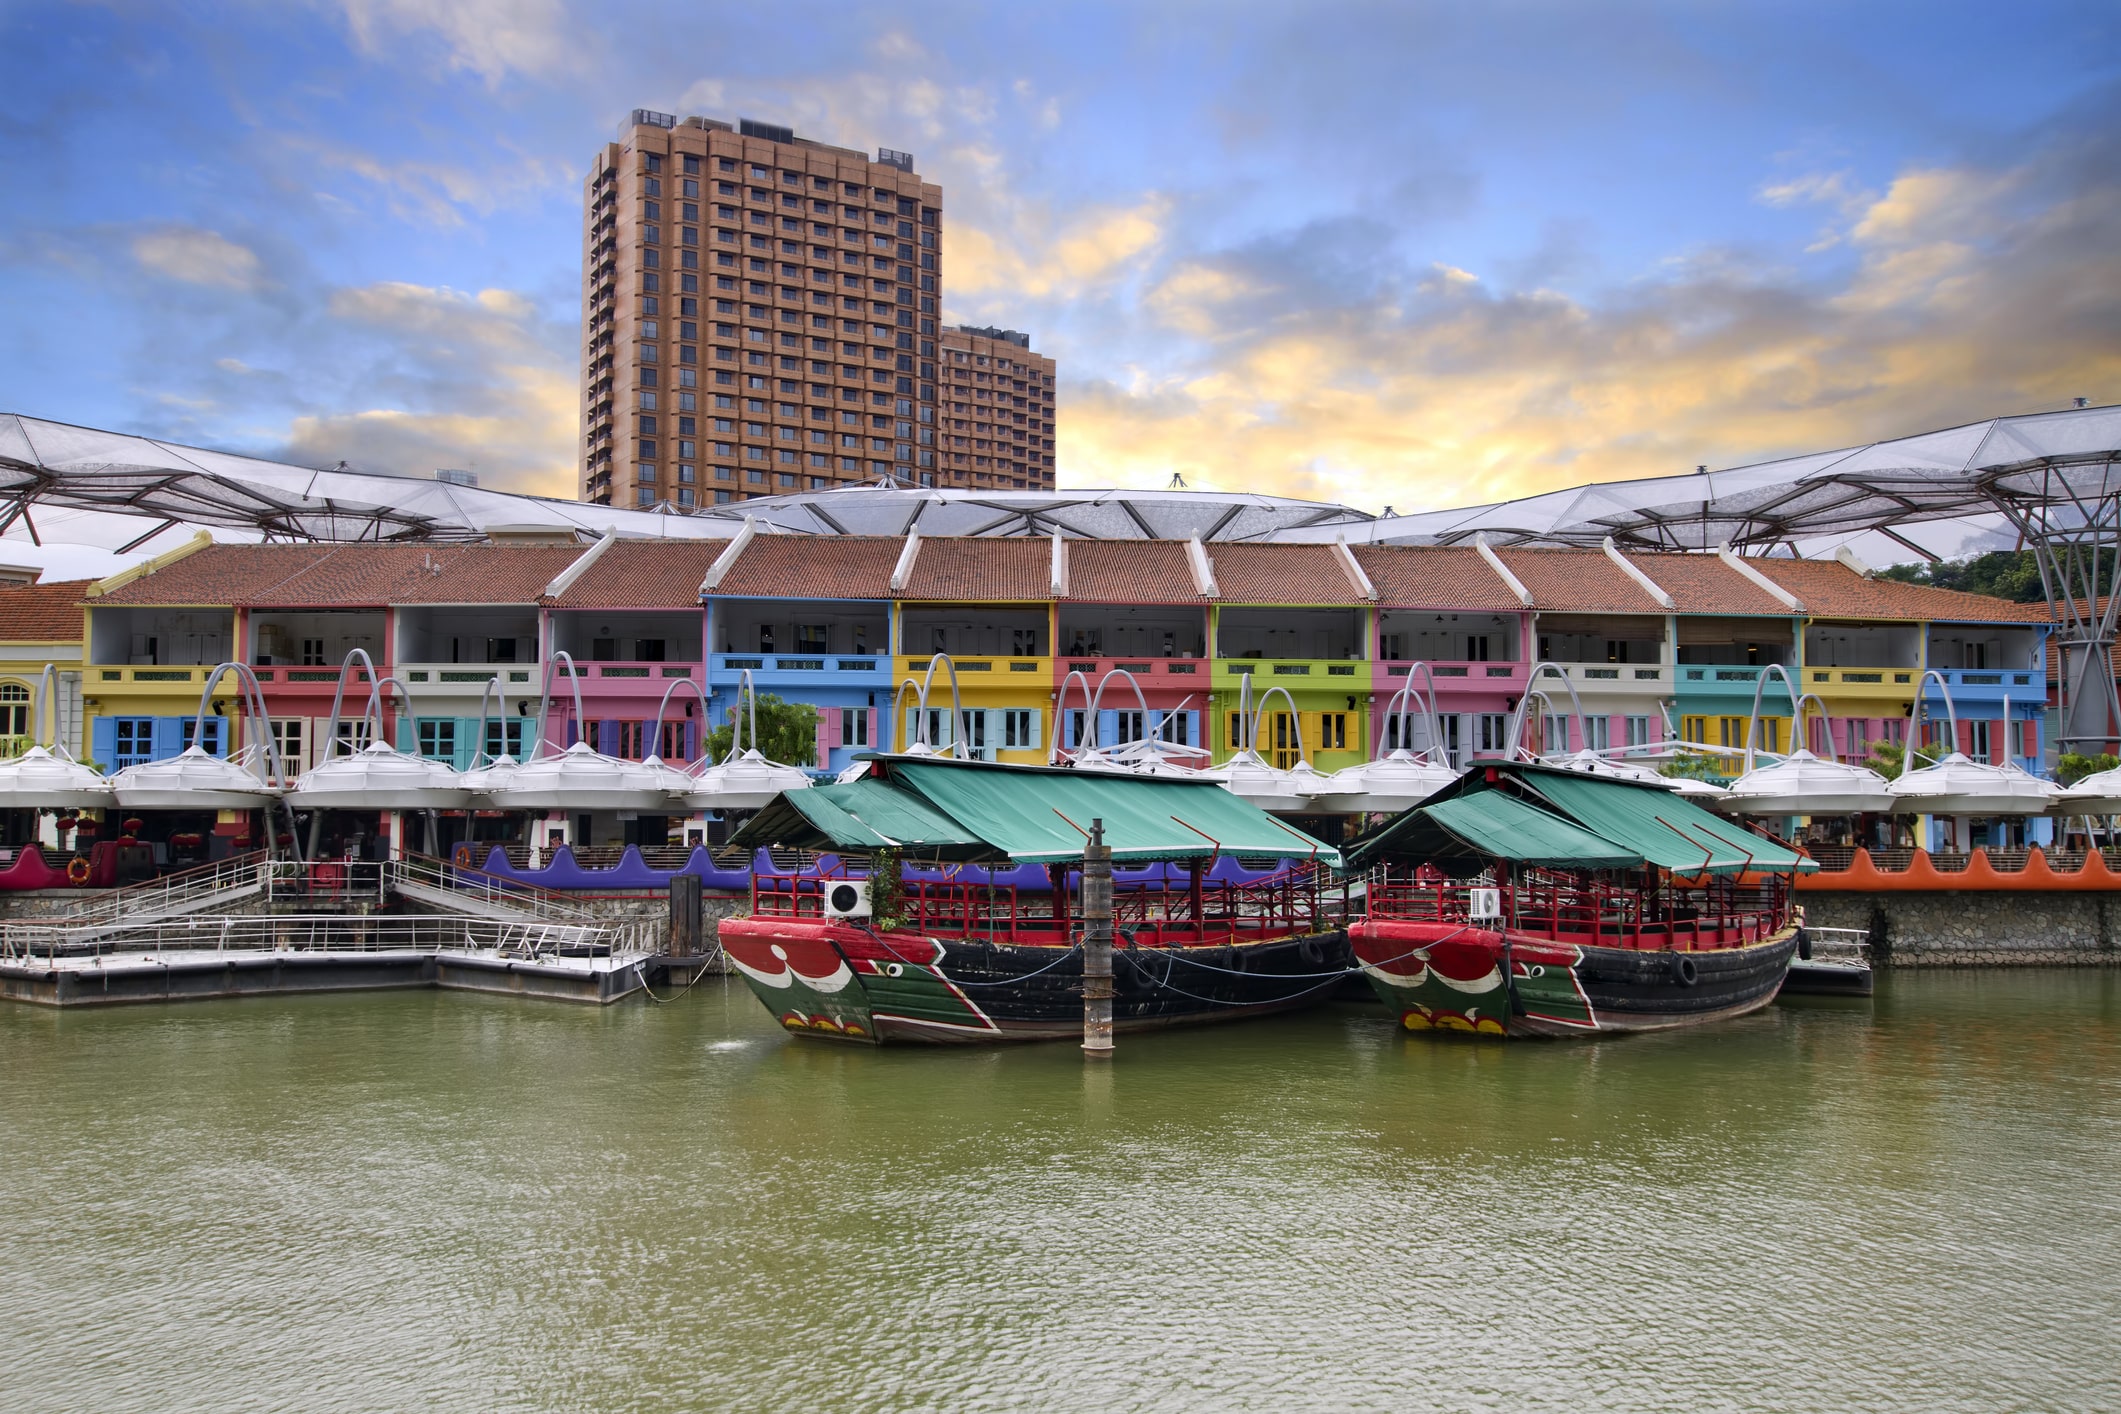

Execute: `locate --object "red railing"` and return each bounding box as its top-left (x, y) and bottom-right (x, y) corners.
top-left (1366, 867), bottom-right (1792, 953)
top-left (747, 863), bottom-right (1343, 948)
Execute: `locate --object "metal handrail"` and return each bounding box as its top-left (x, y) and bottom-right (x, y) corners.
top-left (49, 851), bottom-right (276, 924)
top-left (391, 852), bottom-right (600, 922)
top-left (0, 912), bottom-right (637, 963)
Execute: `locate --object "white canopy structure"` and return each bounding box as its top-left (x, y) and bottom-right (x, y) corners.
top-left (2056, 766), bottom-right (2121, 815)
top-left (1718, 751), bottom-right (1896, 817)
top-left (1888, 754), bottom-right (2059, 817)
top-left (0, 748), bottom-right (113, 810)
top-left (287, 741), bottom-right (471, 811)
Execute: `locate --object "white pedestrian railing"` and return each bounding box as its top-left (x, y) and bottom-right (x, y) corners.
top-left (0, 912), bottom-right (641, 963)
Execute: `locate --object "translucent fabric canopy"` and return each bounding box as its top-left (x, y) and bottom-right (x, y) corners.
top-left (1279, 404), bottom-right (2121, 551)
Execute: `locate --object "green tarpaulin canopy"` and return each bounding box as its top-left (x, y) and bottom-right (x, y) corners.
top-left (1347, 763), bottom-right (1814, 876)
top-left (1416, 793), bottom-right (1646, 871)
top-left (1519, 770), bottom-right (1815, 875)
top-left (733, 755), bottom-right (1343, 867)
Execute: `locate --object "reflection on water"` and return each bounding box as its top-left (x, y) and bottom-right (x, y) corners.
top-left (2, 972), bottom-right (2116, 1412)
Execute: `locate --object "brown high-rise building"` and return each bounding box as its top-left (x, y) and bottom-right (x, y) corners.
top-left (937, 326), bottom-right (1057, 490)
top-left (579, 111), bottom-right (948, 507)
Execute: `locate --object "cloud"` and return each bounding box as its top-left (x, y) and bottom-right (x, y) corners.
top-left (336, 0), bottom-right (579, 84)
top-left (285, 280), bottom-right (578, 495)
top-left (287, 136), bottom-right (572, 228)
top-left (131, 226), bottom-right (264, 289)
top-left (1057, 138), bottom-right (2121, 513)
top-left (947, 196), bottom-right (1168, 305)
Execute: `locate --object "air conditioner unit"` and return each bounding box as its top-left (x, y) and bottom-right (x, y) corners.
top-left (824, 879), bottom-right (872, 920)
top-left (1468, 887), bottom-right (1502, 922)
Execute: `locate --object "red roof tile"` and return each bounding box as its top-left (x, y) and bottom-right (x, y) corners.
top-left (710, 536), bottom-right (899, 600)
top-left (1208, 544), bottom-right (1359, 603)
top-left (1353, 546), bottom-right (1523, 609)
top-left (1745, 558), bottom-right (2051, 623)
top-left (1494, 548), bottom-right (1671, 614)
top-left (896, 537), bottom-right (1051, 601)
top-left (0, 580), bottom-right (92, 641)
top-left (1625, 553), bottom-right (1791, 616)
top-left (1064, 541), bottom-right (1203, 603)
top-left (550, 540), bottom-right (720, 608)
top-left (96, 543), bottom-right (584, 607)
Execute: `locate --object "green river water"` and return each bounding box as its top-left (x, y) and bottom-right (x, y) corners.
top-left (2, 971), bottom-right (2117, 1412)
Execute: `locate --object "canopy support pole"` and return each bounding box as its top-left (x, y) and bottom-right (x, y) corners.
top-left (1081, 818), bottom-right (1114, 1059)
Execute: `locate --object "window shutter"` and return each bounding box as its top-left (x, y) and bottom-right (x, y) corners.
top-left (2021, 718), bottom-right (2038, 758)
top-left (91, 716), bottom-right (115, 768)
top-left (816, 708), bottom-right (832, 767)
top-left (1957, 720), bottom-right (1975, 757)
top-left (1026, 709), bottom-right (1041, 750)
top-left (1991, 719), bottom-right (2007, 765)
top-left (151, 717), bottom-right (185, 759)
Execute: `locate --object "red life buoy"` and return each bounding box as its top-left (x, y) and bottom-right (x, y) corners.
top-left (66, 857), bottom-right (91, 886)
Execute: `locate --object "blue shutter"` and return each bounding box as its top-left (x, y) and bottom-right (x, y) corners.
top-left (1097, 710), bottom-right (1118, 748)
top-left (685, 720), bottom-right (698, 762)
top-left (151, 717), bottom-right (186, 760)
top-left (91, 717), bottom-right (115, 770)
top-left (599, 720), bottom-right (618, 755)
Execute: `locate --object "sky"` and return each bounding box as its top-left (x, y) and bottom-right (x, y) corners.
top-left (1, 0), bottom-right (2117, 546)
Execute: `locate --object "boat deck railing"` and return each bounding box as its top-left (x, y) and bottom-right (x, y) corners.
top-left (1366, 870), bottom-right (1792, 952)
top-left (748, 865), bottom-right (1347, 948)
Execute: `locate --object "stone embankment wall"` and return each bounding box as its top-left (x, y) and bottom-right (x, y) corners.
top-left (1805, 892), bottom-right (2121, 967)
top-left (572, 891), bottom-right (744, 971)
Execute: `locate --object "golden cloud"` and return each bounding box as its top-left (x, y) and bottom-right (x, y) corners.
top-left (131, 227), bottom-right (264, 290)
top-left (1057, 158), bottom-right (2120, 514)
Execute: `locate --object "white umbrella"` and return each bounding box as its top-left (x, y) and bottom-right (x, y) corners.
top-left (112, 744), bottom-right (280, 811)
top-left (1889, 752), bottom-right (2058, 816)
top-left (2056, 764), bottom-right (2121, 814)
top-left (0, 666), bottom-right (113, 809)
top-left (485, 651), bottom-right (690, 813)
top-left (287, 740), bottom-right (471, 810)
top-left (682, 669), bottom-right (814, 812)
top-left (1719, 749), bottom-right (1894, 816)
top-left (0, 746), bottom-right (114, 810)
top-left (1305, 750), bottom-right (1458, 813)
top-left (112, 662), bottom-right (285, 812)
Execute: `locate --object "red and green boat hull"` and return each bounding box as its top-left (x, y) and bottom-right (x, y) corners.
top-left (1349, 920), bottom-right (1798, 1037)
top-left (720, 917), bottom-right (1350, 1045)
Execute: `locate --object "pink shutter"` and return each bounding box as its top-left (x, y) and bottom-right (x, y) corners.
top-left (815, 709), bottom-right (831, 767)
top-left (1957, 720), bottom-right (1975, 758)
top-left (2022, 719), bottom-right (2038, 758)
top-left (1992, 719), bottom-right (2007, 765)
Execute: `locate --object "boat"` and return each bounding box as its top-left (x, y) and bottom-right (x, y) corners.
top-left (1345, 761), bottom-right (1815, 1037)
top-left (717, 754), bottom-right (1351, 1044)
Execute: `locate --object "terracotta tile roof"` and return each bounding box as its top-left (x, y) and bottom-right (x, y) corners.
top-left (1744, 559), bottom-right (2051, 623)
top-left (1625, 553), bottom-right (1791, 616)
top-left (709, 536), bottom-right (898, 600)
top-left (1208, 544), bottom-right (1359, 603)
top-left (0, 580), bottom-right (92, 641)
top-left (1495, 548), bottom-right (1670, 614)
top-left (550, 540), bottom-right (720, 608)
top-left (1354, 546), bottom-right (1523, 609)
top-left (1064, 541), bottom-right (1203, 603)
top-left (896, 537), bottom-right (1051, 601)
top-left (95, 543), bottom-right (583, 607)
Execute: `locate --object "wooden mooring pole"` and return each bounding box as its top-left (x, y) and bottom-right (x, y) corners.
top-left (1082, 817), bottom-right (1114, 1058)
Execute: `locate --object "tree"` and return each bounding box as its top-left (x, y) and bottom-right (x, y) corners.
top-left (1876, 550), bottom-right (2047, 603)
top-left (2056, 752), bottom-right (2119, 786)
top-left (1862, 739), bottom-right (1943, 779)
top-left (701, 693), bottom-right (819, 766)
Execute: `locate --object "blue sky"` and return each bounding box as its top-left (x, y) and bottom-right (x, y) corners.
top-left (2, 0), bottom-right (2116, 525)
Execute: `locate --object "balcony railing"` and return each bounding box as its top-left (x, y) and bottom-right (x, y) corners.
top-left (1219, 658), bottom-right (1363, 677)
top-left (715, 653), bottom-right (888, 675)
top-left (1384, 660), bottom-right (1521, 681)
top-left (395, 664), bottom-right (538, 687)
top-left (1060, 657), bottom-right (1203, 677)
top-left (895, 656), bottom-right (1048, 675)
top-left (1806, 668), bottom-right (1915, 686)
top-left (1539, 662), bottom-right (1664, 684)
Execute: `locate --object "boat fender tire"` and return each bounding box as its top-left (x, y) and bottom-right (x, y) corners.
top-left (1224, 946), bottom-right (1248, 974)
top-left (1298, 938), bottom-right (1324, 966)
top-left (1796, 929), bottom-right (1813, 962)
top-left (1671, 953), bottom-right (1699, 987)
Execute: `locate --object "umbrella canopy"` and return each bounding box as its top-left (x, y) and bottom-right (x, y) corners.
top-left (286, 741), bottom-right (472, 810)
top-left (1203, 750), bottom-right (1312, 811)
top-left (111, 745), bottom-right (280, 811)
top-left (2056, 765), bottom-right (2121, 814)
top-left (0, 746), bottom-right (114, 810)
top-left (457, 753), bottom-right (523, 797)
top-left (1888, 753), bottom-right (2058, 816)
top-left (482, 742), bottom-right (676, 812)
top-left (1304, 750), bottom-right (1459, 814)
top-left (682, 748), bottom-right (814, 813)
top-left (1719, 749), bottom-right (1895, 816)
